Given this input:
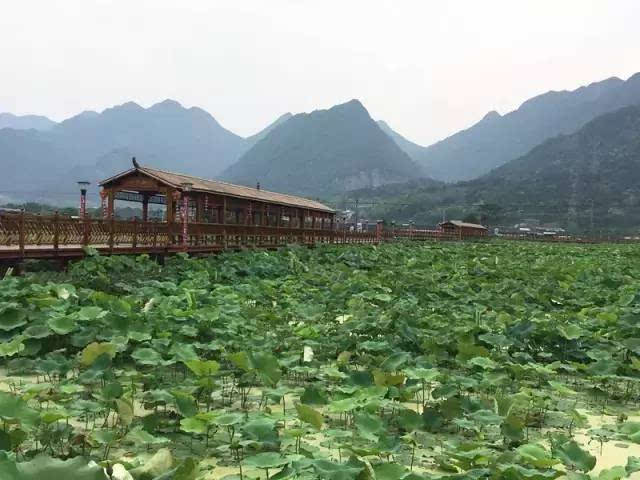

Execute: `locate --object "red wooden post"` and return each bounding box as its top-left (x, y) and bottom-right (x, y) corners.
top-left (82, 216), bottom-right (90, 247)
top-left (53, 211), bottom-right (59, 252)
top-left (182, 194), bottom-right (189, 250)
top-left (132, 217), bottom-right (138, 248)
top-left (142, 195), bottom-right (149, 222)
top-left (100, 190), bottom-right (108, 219)
top-left (376, 220), bottom-right (383, 244)
top-left (222, 197), bottom-right (227, 225)
top-left (18, 210), bottom-right (25, 257)
top-left (343, 219), bottom-right (347, 244)
top-left (109, 216), bottom-right (115, 251)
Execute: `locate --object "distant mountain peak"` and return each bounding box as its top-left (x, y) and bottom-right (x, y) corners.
top-left (76, 110), bottom-right (99, 118)
top-left (331, 98), bottom-right (367, 113)
top-left (149, 99), bottom-right (184, 111)
top-left (627, 72), bottom-right (640, 83)
top-left (0, 112), bottom-right (56, 131)
top-left (276, 112), bottom-right (293, 122)
top-left (482, 110), bottom-right (501, 121)
top-left (245, 112), bottom-right (294, 145)
top-left (224, 99), bottom-right (423, 197)
top-left (117, 101), bottom-right (144, 111)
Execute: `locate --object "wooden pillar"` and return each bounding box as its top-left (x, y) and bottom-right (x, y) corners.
top-left (196, 194), bottom-right (204, 223)
top-left (132, 217), bottom-right (138, 248)
top-left (312, 213), bottom-right (316, 230)
top-left (165, 188), bottom-right (175, 246)
top-left (222, 197), bottom-right (227, 224)
top-left (166, 188), bottom-right (175, 223)
top-left (107, 188), bottom-right (115, 219)
top-left (18, 210), bottom-right (25, 257)
top-left (53, 211), bottom-right (59, 251)
top-left (376, 220), bottom-right (383, 244)
top-left (142, 194), bottom-right (149, 222)
top-left (277, 206), bottom-right (282, 228)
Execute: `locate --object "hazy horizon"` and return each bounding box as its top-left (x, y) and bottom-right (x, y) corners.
top-left (2, 1), bottom-right (638, 145)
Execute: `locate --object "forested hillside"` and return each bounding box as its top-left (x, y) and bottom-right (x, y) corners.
top-left (223, 100), bottom-right (425, 196)
top-left (351, 105), bottom-right (640, 233)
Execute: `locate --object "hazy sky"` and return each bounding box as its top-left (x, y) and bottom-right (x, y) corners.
top-left (1, 0), bottom-right (638, 145)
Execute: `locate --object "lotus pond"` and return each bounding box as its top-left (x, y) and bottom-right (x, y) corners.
top-left (2, 242), bottom-right (640, 479)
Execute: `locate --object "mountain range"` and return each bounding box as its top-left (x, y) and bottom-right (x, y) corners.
top-left (382, 73), bottom-right (640, 181)
top-left (0, 100), bottom-right (286, 202)
top-left (353, 104), bottom-right (640, 232)
top-left (2, 71), bottom-right (640, 226)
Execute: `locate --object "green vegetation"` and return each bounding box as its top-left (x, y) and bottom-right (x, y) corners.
top-left (1, 202), bottom-right (147, 220)
top-left (2, 242), bottom-right (640, 479)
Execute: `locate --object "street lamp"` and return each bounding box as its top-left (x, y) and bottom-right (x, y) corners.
top-left (180, 182), bottom-right (193, 249)
top-left (77, 181), bottom-right (90, 218)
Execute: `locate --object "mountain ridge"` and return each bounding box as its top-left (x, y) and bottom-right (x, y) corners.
top-left (0, 112), bottom-right (56, 131)
top-left (380, 73), bottom-right (640, 182)
top-left (223, 99), bottom-right (425, 197)
top-left (0, 99), bottom-right (251, 203)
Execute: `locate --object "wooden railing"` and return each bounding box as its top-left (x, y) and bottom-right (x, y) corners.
top-left (0, 213), bottom-right (399, 259)
top-left (5, 213), bottom-right (635, 260)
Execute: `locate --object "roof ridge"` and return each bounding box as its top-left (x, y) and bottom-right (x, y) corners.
top-left (141, 165), bottom-right (318, 202)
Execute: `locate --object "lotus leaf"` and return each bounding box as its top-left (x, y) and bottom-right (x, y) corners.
top-left (517, 443), bottom-right (559, 469)
top-left (556, 440), bottom-right (596, 472)
top-left (0, 307), bottom-right (27, 331)
top-left (295, 403), bottom-right (323, 430)
top-left (131, 347), bottom-right (163, 365)
top-left (0, 336), bottom-right (25, 357)
top-left (80, 342), bottom-right (117, 366)
top-left (47, 315), bottom-right (76, 335)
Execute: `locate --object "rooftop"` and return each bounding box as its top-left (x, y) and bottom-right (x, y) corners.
top-left (100, 165), bottom-right (334, 213)
top-left (439, 220), bottom-right (488, 230)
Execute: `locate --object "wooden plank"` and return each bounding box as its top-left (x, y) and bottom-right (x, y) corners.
top-left (53, 212), bottom-right (59, 252)
top-left (18, 211), bottom-right (25, 257)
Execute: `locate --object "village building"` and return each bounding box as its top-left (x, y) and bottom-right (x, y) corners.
top-left (438, 220), bottom-right (488, 237)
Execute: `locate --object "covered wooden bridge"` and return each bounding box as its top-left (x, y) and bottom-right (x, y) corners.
top-left (0, 162), bottom-right (383, 264)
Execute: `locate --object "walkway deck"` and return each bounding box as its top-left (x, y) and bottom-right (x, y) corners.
top-left (2, 213), bottom-right (446, 264)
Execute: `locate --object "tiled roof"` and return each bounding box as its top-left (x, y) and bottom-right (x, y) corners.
top-left (101, 166), bottom-right (334, 213)
top-left (439, 220), bottom-right (488, 230)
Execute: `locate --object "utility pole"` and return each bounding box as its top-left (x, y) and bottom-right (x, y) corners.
top-left (355, 198), bottom-right (359, 230)
top-left (590, 199), bottom-right (594, 237)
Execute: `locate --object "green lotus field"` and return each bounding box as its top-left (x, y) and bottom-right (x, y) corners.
top-left (2, 242), bottom-right (640, 479)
